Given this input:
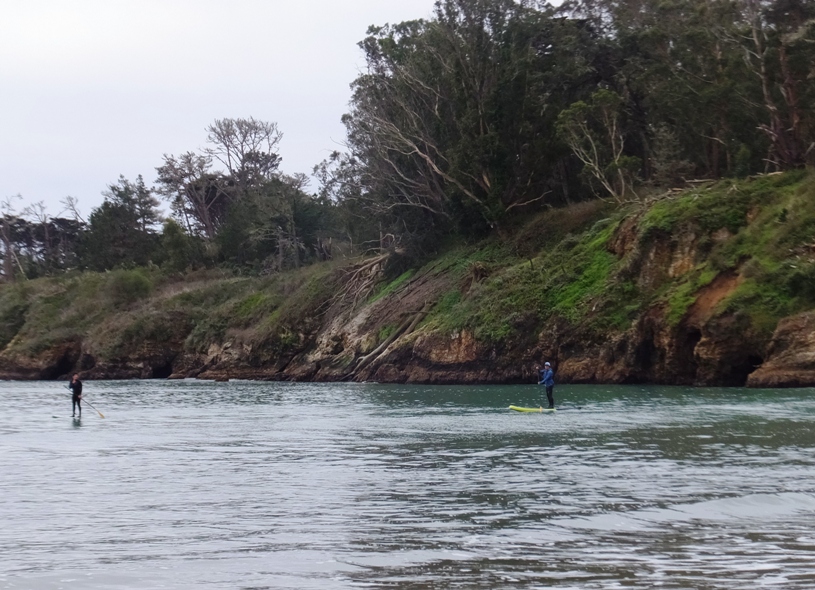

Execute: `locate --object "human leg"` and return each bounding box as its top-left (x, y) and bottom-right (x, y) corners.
top-left (546, 385), bottom-right (554, 408)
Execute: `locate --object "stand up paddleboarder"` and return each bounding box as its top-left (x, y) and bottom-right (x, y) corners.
top-left (69, 373), bottom-right (82, 417)
top-left (538, 362), bottom-right (555, 409)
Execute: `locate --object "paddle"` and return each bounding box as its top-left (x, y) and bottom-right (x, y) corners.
top-left (66, 383), bottom-right (105, 418)
top-left (81, 398), bottom-right (105, 419)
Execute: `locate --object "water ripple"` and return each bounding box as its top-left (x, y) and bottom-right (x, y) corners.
top-left (1, 381), bottom-right (815, 588)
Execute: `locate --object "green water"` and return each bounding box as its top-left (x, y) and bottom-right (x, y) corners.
top-left (2, 381), bottom-right (814, 588)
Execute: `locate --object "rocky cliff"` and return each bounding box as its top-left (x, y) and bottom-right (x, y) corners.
top-left (2, 171), bottom-right (815, 387)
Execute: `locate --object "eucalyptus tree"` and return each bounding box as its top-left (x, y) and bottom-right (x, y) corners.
top-left (732, 0), bottom-right (815, 168)
top-left (0, 195), bottom-right (25, 282)
top-left (557, 89), bottom-right (641, 201)
top-left (561, 0), bottom-right (815, 176)
top-left (205, 117), bottom-right (282, 193)
top-left (340, 0), bottom-right (609, 242)
top-left (22, 201), bottom-right (53, 272)
top-left (217, 172), bottom-right (337, 271)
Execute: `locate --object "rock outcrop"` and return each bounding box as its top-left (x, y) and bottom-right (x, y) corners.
top-left (747, 312), bottom-right (815, 387)
top-left (3, 173), bottom-right (815, 387)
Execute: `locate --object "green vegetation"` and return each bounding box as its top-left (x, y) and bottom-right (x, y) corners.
top-left (0, 284), bottom-right (29, 348)
top-left (0, 261), bottom-right (339, 362)
top-left (377, 324), bottom-right (396, 344)
top-left (369, 270), bottom-right (415, 304)
top-left (4, 0), bottom-right (812, 287)
top-left (420, 170), bottom-right (815, 346)
top-left (325, 0), bottom-right (814, 250)
top-left (0, 0), bottom-right (813, 379)
top-left (1, 171), bottom-right (815, 375)
top-left (665, 269), bottom-right (717, 327)
top-left (422, 203), bottom-right (618, 343)
top-left (547, 223), bottom-right (619, 320)
top-left (109, 269), bottom-right (153, 306)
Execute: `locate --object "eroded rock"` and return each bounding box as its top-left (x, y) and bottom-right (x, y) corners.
top-left (747, 312), bottom-right (815, 387)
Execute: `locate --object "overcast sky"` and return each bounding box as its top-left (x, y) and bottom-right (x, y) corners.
top-left (0, 0), bottom-right (437, 216)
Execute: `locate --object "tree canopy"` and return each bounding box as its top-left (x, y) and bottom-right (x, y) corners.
top-left (2, 0), bottom-right (813, 281)
top-left (321, 0), bottom-right (814, 249)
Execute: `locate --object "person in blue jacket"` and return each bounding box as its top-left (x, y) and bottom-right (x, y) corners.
top-left (538, 362), bottom-right (555, 408)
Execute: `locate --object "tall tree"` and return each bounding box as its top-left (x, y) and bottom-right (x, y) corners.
top-left (80, 176), bottom-right (161, 270)
top-left (156, 152), bottom-right (228, 240)
top-left (557, 89), bottom-right (641, 201)
top-left (733, 0), bottom-right (815, 168)
top-left (0, 195), bottom-right (26, 282)
top-left (562, 0), bottom-right (814, 176)
top-left (217, 173), bottom-right (337, 271)
top-left (156, 118), bottom-right (283, 240)
top-left (205, 117), bottom-right (282, 192)
top-left (340, 0), bottom-right (611, 244)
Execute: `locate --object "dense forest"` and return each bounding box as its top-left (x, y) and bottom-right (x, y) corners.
top-left (2, 0), bottom-right (813, 280)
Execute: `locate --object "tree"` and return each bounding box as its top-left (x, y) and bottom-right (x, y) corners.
top-left (314, 151), bottom-right (380, 252)
top-left (79, 176), bottom-right (161, 270)
top-left (205, 117), bottom-right (282, 192)
top-left (732, 0), bottom-right (815, 168)
top-left (46, 216), bottom-right (84, 272)
top-left (156, 118), bottom-right (283, 241)
top-left (557, 89), bottom-right (641, 201)
top-left (0, 195), bottom-right (25, 282)
top-left (21, 201), bottom-right (81, 275)
top-left (334, 0), bottom-right (616, 249)
top-left (564, 0), bottom-right (815, 175)
top-left (217, 173), bottom-right (338, 272)
top-left (156, 152), bottom-right (229, 240)
top-left (159, 219), bottom-right (203, 273)
top-left (0, 199), bottom-right (85, 278)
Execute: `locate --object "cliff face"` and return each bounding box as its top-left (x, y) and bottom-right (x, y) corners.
top-left (746, 312), bottom-right (815, 387)
top-left (2, 171), bottom-right (815, 387)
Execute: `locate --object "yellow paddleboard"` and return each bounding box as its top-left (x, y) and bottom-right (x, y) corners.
top-left (509, 405), bottom-right (556, 413)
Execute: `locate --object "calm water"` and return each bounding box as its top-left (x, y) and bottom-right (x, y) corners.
top-left (2, 380), bottom-right (815, 589)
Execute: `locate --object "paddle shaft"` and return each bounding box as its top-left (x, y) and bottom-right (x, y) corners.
top-left (67, 384), bottom-right (104, 418)
top-left (80, 398), bottom-right (105, 418)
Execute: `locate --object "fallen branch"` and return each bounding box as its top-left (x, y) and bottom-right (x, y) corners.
top-left (333, 252), bottom-right (390, 307)
top-left (349, 302), bottom-right (432, 377)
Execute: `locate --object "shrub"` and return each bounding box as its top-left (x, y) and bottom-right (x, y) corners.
top-left (0, 285), bottom-right (30, 348)
top-left (108, 269), bottom-right (153, 306)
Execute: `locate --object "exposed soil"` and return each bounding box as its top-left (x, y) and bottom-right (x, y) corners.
top-left (685, 272), bottom-right (743, 327)
top-left (4, 178), bottom-right (815, 387)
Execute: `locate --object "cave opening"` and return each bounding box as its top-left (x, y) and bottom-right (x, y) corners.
top-left (727, 354), bottom-right (764, 386)
top-left (44, 349), bottom-right (78, 380)
top-left (151, 361), bottom-right (174, 379)
top-left (680, 328), bottom-right (702, 380)
top-left (634, 337), bottom-right (657, 374)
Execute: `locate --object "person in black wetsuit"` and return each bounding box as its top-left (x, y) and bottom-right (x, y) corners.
top-left (537, 362), bottom-right (555, 409)
top-left (69, 374), bottom-right (82, 417)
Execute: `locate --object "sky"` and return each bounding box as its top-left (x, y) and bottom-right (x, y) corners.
top-left (0, 0), bottom-right (437, 217)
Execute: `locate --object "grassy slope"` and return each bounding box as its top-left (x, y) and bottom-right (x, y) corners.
top-left (0, 262), bottom-right (342, 365)
top-left (1, 170), bottom-right (814, 373)
top-left (420, 169), bottom-right (815, 346)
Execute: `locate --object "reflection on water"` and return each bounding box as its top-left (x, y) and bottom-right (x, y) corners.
top-left (2, 380), bottom-right (815, 588)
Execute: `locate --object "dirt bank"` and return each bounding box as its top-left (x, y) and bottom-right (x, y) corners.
top-left (2, 172), bottom-right (815, 387)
